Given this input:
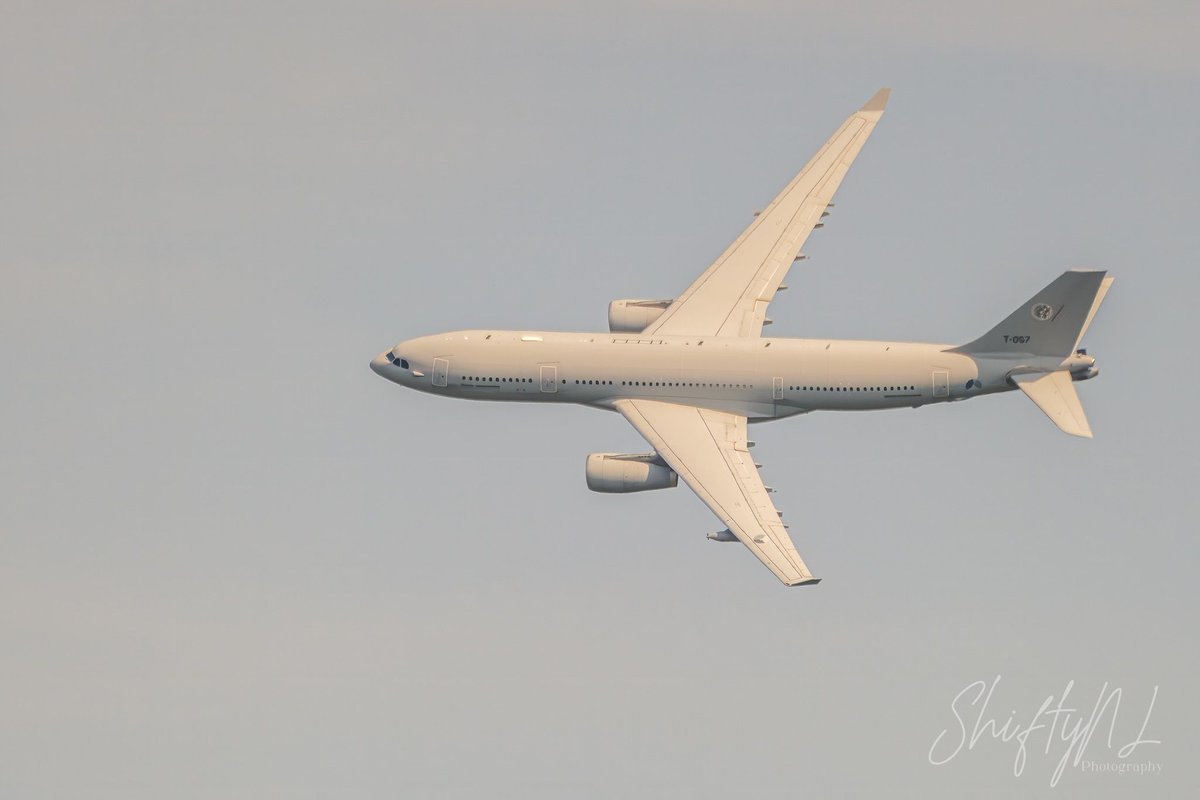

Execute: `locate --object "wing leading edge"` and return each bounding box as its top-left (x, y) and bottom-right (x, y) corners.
top-left (643, 88), bottom-right (890, 339)
top-left (614, 399), bottom-right (818, 586)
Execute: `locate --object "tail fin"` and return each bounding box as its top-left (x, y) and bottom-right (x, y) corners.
top-left (1012, 371), bottom-right (1093, 438)
top-left (952, 270), bottom-right (1110, 359)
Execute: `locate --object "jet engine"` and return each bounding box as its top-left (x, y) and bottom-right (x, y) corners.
top-left (608, 299), bottom-right (672, 333)
top-left (585, 452), bottom-right (678, 493)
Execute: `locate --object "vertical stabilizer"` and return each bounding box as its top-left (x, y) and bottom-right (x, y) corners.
top-left (953, 270), bottom-right (1108, 359)
top-left (1012, 371), bottom-right (1092, 438)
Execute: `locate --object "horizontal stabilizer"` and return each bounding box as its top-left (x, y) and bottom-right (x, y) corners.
top-left (1013, 371), bottom-right (1093, 438)
top-left (1075, 275), bottom-right (1114, 352)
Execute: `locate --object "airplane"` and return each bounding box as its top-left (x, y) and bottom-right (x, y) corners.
top-left (370, 88), bottom-right (1113, 586)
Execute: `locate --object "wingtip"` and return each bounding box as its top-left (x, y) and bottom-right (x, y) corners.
top-left (859, 87), bottom-right (891, 114)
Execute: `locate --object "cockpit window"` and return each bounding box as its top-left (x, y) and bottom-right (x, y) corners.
top-left (385, 352), bottom-right (395, 362)
top-left (399, 358), bottom-right (409, 369)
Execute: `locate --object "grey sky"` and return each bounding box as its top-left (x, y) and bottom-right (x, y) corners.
top-left (2, 2), bottom-right (1197, 797)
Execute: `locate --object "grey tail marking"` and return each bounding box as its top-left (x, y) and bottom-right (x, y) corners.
top-left (951, 269), bottom-right (1109, 360)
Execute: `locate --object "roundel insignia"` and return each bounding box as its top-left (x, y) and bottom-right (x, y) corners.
top-left (1031, 303), bottom-right (1054, 321)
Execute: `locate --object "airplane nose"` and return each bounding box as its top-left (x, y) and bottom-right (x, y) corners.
top-left (370, 353), bottom-right (390, 375)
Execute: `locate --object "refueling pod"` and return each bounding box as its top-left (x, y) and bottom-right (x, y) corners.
top-left (608, 299), bottom-right (672, 333)
top-left (586, 452), bottom-right (678, 493)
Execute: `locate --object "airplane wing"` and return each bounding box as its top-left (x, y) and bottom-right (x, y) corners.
top-left (614, 399), bottom-right (818, 586)
top-left (642, 88), bottom-right (890, 339)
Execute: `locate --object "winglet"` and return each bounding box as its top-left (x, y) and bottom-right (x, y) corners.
top-left (859, 88), bottom-right (891, 116)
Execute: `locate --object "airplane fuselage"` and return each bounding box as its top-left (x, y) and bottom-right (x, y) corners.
top-left (371, 330), bottom-right (1015, 420)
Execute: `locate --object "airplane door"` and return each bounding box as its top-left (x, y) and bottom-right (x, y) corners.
top-left (432, 358), bottom-right (449, 387)
top-left (932, 370), bottom-right (949, 398)
top-left (772, 377), bottom-right (783, 400)
top-left (540, 365), bottom-right (558, 393)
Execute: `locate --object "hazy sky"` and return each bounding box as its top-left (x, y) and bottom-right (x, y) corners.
top-left (2, 2), bottom-right (1197, 797)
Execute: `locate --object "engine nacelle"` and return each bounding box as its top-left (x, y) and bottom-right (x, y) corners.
top-left (586, 452), bottom-right (678, 493)
top-left (608, 299), bottom-right (672, 333)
